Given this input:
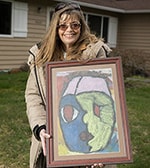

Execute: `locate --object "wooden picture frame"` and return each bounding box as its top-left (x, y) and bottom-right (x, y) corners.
top-left (46, 57), bottom-right (132, 167)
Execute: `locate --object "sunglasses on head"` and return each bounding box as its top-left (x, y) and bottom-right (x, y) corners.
top-left (55, 2), bottom-right (81, 13)
top-left (58, 21), bottom-right (81, 31)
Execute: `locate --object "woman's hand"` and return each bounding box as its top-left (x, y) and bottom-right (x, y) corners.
top-left (91, 163), bottom-right (105, 168)
top-left (86, 163), bottom-right (105, 168)
top-left (39, 129), bottom-right (51, 156)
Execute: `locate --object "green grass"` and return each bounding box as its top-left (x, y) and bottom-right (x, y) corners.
top-left (0, 72), bottom-right (30, 168)
top-left (0, 72), bottom-right (150, 168)
top-left (118, 80), bottom-right (150, 168)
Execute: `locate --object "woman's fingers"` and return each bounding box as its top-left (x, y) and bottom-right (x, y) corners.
top-left (91, 163), bottom-right (105, 168)
top-left (39, 129), bottom-right (51, 156)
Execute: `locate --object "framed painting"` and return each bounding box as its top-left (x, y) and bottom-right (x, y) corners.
top-left (46, 57), bottom-right (132, 167)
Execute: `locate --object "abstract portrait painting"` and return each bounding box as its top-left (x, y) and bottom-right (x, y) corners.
top-left (46, 57), bottom-right (132, 167)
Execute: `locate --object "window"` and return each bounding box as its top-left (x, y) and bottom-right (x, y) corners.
top-left (85, 14), bottom-right (109, 43)
top-left (108, 17), bottom-right (118, 48)
top-left (87, 15), bottom-right (102, 37)
top-left (0, 0), bottom-right (28, 37)
top-left (84, 13), bottom-right (118, 47)
top-left (0, 1), bottom-right (12, 35)
top-left (102, 17), bottom-right (109, 42)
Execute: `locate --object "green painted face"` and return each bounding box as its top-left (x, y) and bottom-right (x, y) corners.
top-left (76, 91), bottom-right (115, 152)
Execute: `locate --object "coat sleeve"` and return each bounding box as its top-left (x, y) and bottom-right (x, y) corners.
top-left (25, 70), bottom-right (46, 132)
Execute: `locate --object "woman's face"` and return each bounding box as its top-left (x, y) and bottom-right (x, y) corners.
top-left (58, 14), bottom-right (81, 50)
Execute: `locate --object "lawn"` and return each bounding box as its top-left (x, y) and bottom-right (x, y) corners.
top-left (0, 72), bottom-right (150, 168)
top-left (0, 72), bottom-right (30, 168)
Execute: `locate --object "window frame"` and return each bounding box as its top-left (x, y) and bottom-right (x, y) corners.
top-left (84, 12), bottom-right (109, 42)
top-left (0, 0), bottom-right (14, 37)
top-left (0, 0), bottom-right (28, 38)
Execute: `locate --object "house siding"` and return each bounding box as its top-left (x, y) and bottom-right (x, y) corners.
top-left (0, 0), bottom-right (116, 70)
top-left (0, 0), bottom-right (150, 71)
top-left (0, 0), bottom-right (48, 70)
top-left (117, 13), bottom-right (150, 72)
top-left (118, 13), bottom-right (150, 53)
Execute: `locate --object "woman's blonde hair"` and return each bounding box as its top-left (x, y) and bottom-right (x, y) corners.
top-left (36, 5), bottom-right (98, 65)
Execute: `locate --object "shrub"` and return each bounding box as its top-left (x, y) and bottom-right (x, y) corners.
top-left (109, 48), bottom-right (149, 78)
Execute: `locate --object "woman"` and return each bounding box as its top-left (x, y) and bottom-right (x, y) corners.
top-left (25, 2), bottom-right (114, 168)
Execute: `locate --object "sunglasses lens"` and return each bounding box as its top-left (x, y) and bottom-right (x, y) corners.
top-left (58, 24), bottom-right (68, 31)
top-left (58, 22), bottom-right (81, 31)
top-left (71, 23), bottom-right (81, 30)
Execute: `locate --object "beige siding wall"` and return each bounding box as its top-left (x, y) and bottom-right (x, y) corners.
top-left (117, 13), bottom-right (150, 72)
top-left (0, 0), bottom-right (50, 70)
top-left (117, 13), bottom-right (150, 52)
top-left (0, 1), bottom-right (150, 71)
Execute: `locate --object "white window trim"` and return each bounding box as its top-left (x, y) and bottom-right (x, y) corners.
top-left (13, 1), bottom-right (28, 37)
top-left (46, 7), bottom-right (52, 29)
top-left (0, 0), bottom-right (28, 38)
top-left (108, 17), bottom-right (118, 48)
